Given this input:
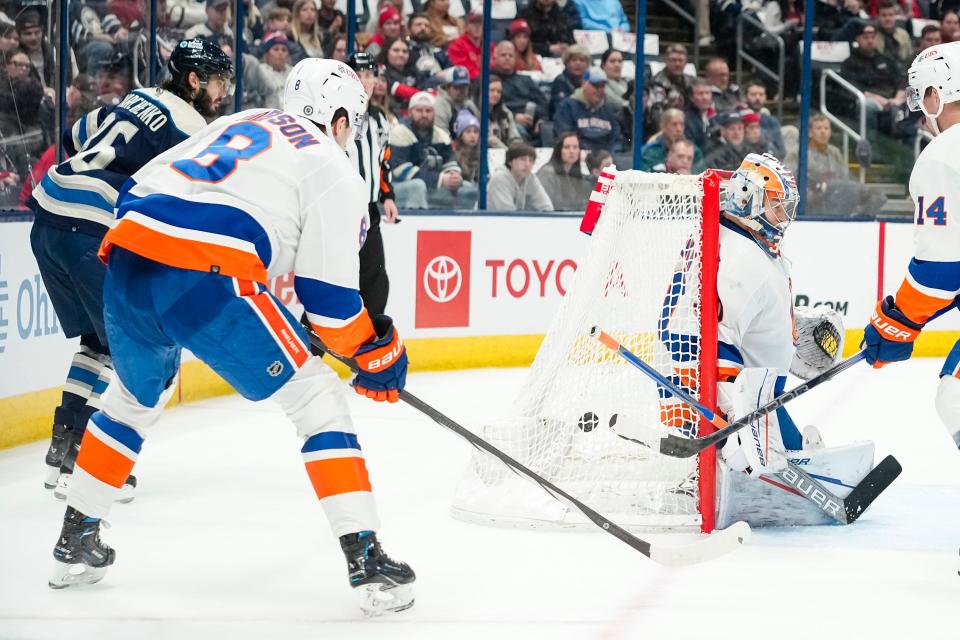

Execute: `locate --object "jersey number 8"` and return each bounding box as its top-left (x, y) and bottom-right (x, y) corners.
top-left (172, 122), bottom-right (272, 183)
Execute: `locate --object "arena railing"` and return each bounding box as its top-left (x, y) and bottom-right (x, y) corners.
top-left (819, 69), bottom-right (867, 184)
top-left (735, 11), bottom-right (785, 122)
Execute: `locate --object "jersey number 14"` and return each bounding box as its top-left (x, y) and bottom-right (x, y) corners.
top-left (916, 195), bottom-right (947, 226)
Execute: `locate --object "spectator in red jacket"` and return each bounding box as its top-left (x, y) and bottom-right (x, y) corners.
top-left (446, 11), bottom-right (487, 80)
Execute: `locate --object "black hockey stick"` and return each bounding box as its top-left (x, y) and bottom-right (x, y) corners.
top-left (592, 328), bottom-right (901, 524)
top-left (304, 326), bottom-right (750, 566)
top-left (658, 350), bottom-right (868, 459)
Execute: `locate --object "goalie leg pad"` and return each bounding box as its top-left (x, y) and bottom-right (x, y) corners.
top-left (720, 368), bottom-right (789, 477)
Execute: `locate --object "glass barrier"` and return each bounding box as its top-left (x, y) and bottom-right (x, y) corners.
top-left (0, 0), bottom-right (928, 218)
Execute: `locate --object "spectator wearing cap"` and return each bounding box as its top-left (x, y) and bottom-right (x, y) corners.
top-left (683, 78), bottom-right (715, 151)
top-left (17, 7), bottom-right (67, 94)
top-left (509, 20), bottom-right (542, 72)
top-left (291, 0), bottom-right (323, 58)
top-left (640, 109), bottom-right (704, 173)
top-left (705, 111), bottom-right (747, 170)
top-left (487, 143), bottom-right (554, 211)
top-left (424, 0), bottom-right (464, 48)
top-left (571, 0), bottom-right (629, 31)
top-left (434, 66), bottom-right (479, 134)
top-left (487, 74), bottom-right (523, 149)
top-left (874, 0), bottom-right (911, 66)
top-left (366, 5), bottom-right (403, 59)
top-left (446, 11), bottom-right (486, 80)
top-left (390, 91), bottom-right (477, 209)
top-left (93, 50), bottom-right (134, 107)
top-left (186, 0), bottom-right (234, 40)
top-left (704, 57), bottom-right (742, 112)
top-left (520, 0), bottom-right (576, 57)
top-left (742, 111), bottom-right (776, 155)
top-left (453, 111), bottom-right (481, 183)
top-left (408, 13), bottom-right (451, 77)
top-left (553, 67), bottom-right (623, 153)
top-left (242, 31), bottom-right (292, 109)
top-left (317, 0), bottom-right (346, 36)
top-left (537, 131), bottom-right (593, 211)
top-left (492, 41), bottom-right (547, 141)
top-left (549, 44), bottom-right (589, 118)
top-left (839, 20), bottom-right (905, 132)
top-left (743, 80), bottom-right (785, 157)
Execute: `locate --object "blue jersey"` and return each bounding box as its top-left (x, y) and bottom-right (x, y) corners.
top-left (30, 87), bottom-right (207, 237)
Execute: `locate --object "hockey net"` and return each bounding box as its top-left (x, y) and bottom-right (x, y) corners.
top-left (451, 171), bottom-right (721, 532)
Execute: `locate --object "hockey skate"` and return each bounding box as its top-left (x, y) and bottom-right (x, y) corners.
top-left (49, 507), bottom-right (115, 589)
top-left (53, 439), bottom-right (137, 503)
top-left (340, 531), bottom-right (415, 617)
top-left (44, 423), bottom-right (71, 490)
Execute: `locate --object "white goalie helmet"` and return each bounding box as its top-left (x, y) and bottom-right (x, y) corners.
top-left (906, 41), bottom-right (960, 128)
top-left (722, 152), bottom-right (799, 252)
top-left (282, 58), bottom-right (369, 142)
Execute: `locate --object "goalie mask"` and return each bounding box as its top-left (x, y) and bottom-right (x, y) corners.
top-left (906, 41), bottom-right (960, 134)
top-left (723, 153), bottom-right (799, 253)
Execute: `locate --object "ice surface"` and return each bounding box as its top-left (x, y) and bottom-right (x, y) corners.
top-left (2, 360), bottom-right (958, 639)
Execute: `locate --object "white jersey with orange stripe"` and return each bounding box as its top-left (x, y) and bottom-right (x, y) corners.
top-left (105, 107), bottom-right (376, 356)
top-left (892, 123), bottom-right (960, 326)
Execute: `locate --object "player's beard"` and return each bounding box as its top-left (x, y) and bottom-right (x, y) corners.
top-left (193, 89), bottom-right (219, 119)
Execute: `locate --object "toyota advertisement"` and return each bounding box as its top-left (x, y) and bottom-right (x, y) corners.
top-left (381, 215), bottom-right (590, 338)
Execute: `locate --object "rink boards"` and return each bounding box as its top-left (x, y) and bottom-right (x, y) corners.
top-left (1, 213), bottom-right (954, 448)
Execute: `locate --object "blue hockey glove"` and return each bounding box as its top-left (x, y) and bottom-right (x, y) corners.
top-left (861, 296), bottom-right (923, 368)
top-left (352, 315), bottom-right (407, 403)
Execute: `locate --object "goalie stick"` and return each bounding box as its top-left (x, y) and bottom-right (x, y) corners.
top-left (592, 327), bottom-right (902, 524)
top-left (304, 326), bottom-right (751, 566)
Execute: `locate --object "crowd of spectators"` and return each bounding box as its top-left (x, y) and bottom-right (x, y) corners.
top-left (0, 0), bottom-right (940, 214)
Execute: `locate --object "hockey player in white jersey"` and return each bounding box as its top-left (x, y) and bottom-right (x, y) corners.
top-left (46, 58), bottom-right (415, 616)
top-left (862, 41), bottom-right (960, 450)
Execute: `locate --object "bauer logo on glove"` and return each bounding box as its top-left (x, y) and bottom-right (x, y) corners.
top-left (352, 315), bottom-right (409, 403)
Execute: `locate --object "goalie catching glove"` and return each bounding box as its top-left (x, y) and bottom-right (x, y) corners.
top-left (718, 368), bottom-right (788, 477)
top-left (862, 295), bottom-right (923, 368)
top-left (790, 306), bottom-right (844, 380)
top-left (352, 315), bottom-right (408, 403)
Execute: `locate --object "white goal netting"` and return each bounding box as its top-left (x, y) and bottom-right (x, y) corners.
top-left (451, 172), bottom-right (714, 531)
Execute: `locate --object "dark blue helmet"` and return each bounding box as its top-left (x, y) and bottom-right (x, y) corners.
top-left (168, 37), bottom-right (233, 85)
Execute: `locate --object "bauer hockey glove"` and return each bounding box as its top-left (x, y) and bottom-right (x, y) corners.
top-left (862, 295), bottom-right (923, 368)
top-left (352, 314), bottom-right (408, 403)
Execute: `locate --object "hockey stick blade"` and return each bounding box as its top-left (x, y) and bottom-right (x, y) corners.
top-left (841, 455), bottom-right (902, 523)
top-left (305, 326), bottom-right (750, 566)
top-left (658, 351), bottom-right (868, 458)
top-left (650, 521), bottom-right (751, 567)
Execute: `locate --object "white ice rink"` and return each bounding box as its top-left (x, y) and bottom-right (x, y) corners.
top-left (2, 359), bottom-right (959, 640)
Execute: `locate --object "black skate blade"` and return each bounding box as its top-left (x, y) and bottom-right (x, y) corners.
top-left (843, 455), bottom-right (902, 523)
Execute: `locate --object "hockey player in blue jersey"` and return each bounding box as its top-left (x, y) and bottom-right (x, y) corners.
top-left (29, 37), bottom-right (233, 501)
